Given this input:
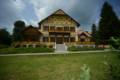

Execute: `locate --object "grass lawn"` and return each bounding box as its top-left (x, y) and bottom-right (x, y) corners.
top-left (0, 51), bottom-right (119, 80)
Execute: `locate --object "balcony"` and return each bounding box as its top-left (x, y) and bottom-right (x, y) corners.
top-left (43, 26), bottom-right (75, 32)
top-left (77, 42), bottom-right (95, 45)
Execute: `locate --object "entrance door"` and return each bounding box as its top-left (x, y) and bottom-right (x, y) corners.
top-left (56, 37), bottom-right (63, 44)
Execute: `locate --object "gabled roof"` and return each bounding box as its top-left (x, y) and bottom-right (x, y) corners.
top-left (22, 25), bottom-right (41, 34)
top-left (53, 9), bottom-right (66, 15)
top-left (77, 31), bottom-right (91, 37)
top-left (39, 9), bottom-right (80, 27)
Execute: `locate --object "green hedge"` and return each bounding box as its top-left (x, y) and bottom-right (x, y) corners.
top-left (0, 45), bottom-right (9, 49)
top-left (68, 46), bottom-right (104, 51)
top-left (0, 47), bottom-right (55, 54)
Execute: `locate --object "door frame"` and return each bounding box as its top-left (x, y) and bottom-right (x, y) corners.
top-left (56, 37), bottom-right (63, 44)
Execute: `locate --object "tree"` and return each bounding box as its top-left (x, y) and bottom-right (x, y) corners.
top-left (109, 37), bottom-right (120, 49)
top-left (91, 24), bottom-right (99, 47)
top-left (12, 20), bottom-right (26, 41)
top-left (91, 24), bottom-right (97, 42)
top-left (0, 28), bottom-right (11, 45)
top-left (98, 2), bottom-right (120, 44)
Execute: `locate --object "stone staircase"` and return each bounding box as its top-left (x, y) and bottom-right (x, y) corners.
top-left (55, 44), bottom-right (67, 52)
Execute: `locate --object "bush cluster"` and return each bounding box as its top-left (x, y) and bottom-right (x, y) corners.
top-left (0, 47), bottom-right (54, 54)
top-left (68, 46), bottom-right (104, 51)
top-left (0, 45), bottom-right (9, 49)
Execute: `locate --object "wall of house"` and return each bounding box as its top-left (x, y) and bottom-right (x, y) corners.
top-left (40, 15), bottom-right (77, 28)
top-left (40, 14), bottom-right (78, 44)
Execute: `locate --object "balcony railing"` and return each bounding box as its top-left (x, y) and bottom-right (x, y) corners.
top-left (12, 41), bottom-right (55, 47)
top-left (43, 26), bottom-right (75, 32)
top-left (77, 42), bottom-right (95, 45)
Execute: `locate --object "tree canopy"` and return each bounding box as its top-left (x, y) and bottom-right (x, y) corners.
top-left (91, 24), bottom-right (97, 42)
top-left (98, 2), bottom-right (120, 44)
top-left (0, 28), bottom-right (11, 45)
top-left (12, 20), bottom-right (26, 41)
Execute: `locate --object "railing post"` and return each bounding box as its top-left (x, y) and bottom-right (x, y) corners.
top-left (64, 43), bottom-right (67, 50)
top-left (54, 42), bottom-right (56, 49)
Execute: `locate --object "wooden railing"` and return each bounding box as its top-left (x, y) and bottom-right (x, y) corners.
top-left (12, 41), bottom-right (55, 46)
top-left (44, 27), bottom-right (75, 32)
top-left (49, 30), bottom-right (71, 33)
top-left (76, 42), bottom-right (95, 45)
top-left (12, 41), bottom-right (95, 48)
top-left (49, 29), bottom-right (75, 33)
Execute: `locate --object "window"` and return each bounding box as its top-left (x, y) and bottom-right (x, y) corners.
top-left (80, 39), bottom-right (85, 42)
top-left (43, 26), bottom-right (49, 31)
top-left (43, 37), bottom-right (49, 42)
top-left (70, 37), bottom-right (75, 42)
top-left (64, 27), bottom-right (69, 31)
top-left (50, 26), bottom-right (55, 31)
top-left (70, 27), bottom-right (75, 32)
top-left (50, 37), bottom-right (55, 42)
top-left (64, 37), bottom-right (69, 42)
top-left (57, 27), bottom-right (63, 31)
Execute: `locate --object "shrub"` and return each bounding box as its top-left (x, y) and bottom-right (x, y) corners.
top-left (68, 46), bottom-right (79, 51)
top-left (41, 44), bottom-right (46, 48)
top-left (105, 63), bottom-right (120, 80)
top-left (0, 47), bottom-right (55, 54)
top-left (0, 44), bottom-right (9, 49)
top-left (109, 37), bottom-right (120, 50)
top-left (0, 48), bottom-right (18, 54)
top-left (68, 46), bottom-right (104, 51)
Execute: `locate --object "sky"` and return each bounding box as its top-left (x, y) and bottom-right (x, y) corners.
top-left (0, 0), bottom-right (120, 33)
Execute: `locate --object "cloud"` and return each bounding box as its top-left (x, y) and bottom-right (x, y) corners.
top-left (29, 0), bottom-right (75, 20)
top-left (67, 0), bottom-right (105, 30)
top-left (13, 0), bottom-right (26, 11)
top-left (0, 0), bottom-right (26, 32)
top-left (0, 0), bottom-right (120, 33)
top-left (27, 0), bottom-right (105, 31)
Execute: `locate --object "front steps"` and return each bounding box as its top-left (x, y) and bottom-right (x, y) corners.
top-left (55, 44), bottom-right (67, 52)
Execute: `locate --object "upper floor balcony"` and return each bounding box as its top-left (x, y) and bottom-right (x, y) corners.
top-left (43, 26), bottom-right (75, 33)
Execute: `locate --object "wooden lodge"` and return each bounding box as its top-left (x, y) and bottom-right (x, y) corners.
top-left (12, 9), bottom-right (95, 48)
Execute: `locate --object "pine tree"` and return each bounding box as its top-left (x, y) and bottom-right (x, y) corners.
top-left (98, 2), bottom-right (120, 44)
top-left (91, 24), bottom-right (97, 42)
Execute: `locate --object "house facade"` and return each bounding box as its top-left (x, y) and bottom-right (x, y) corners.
top-left (13, 9), bottom-right (95, 48)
